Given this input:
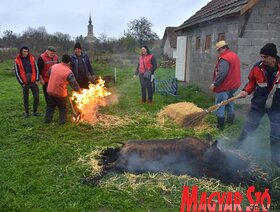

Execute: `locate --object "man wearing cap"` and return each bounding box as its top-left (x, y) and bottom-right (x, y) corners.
top-left (233, 43), bottom-right (280, 167)
top-left (45, 54), bottom-right (81, 124)
top-left (15, 45), bottom-right (40, 118)
top-left (209, 40), bottom-right (241, 130)
top-left (37, 46), bottom-right (59, 105)
top-left (71, 42), bottom-right (95, 89)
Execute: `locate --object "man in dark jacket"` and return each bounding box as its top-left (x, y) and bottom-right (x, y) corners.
top-left (15, 45), bottom-right (40, 118)
top-left (209, 40), bottom-right (241, 130)
top-left (71, 42), bottom-right (95, 89)
top-left (234, 43), bottom-right (280, 167)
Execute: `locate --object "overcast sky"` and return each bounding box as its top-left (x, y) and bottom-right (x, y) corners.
top-left (0, 0), bottom-right (210, 40)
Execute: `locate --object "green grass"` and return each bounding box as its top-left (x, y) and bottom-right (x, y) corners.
top-left (0, 60), bottom-right (279, 211)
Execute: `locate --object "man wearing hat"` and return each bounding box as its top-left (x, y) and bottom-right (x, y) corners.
top-left (71, 42), bottom-right (95, 89)
top-left (234, 43), bottom-right (280, 167)
top-left (209, 40), bottom-right (241, 130)
top-left (37, 46), bottom-right (59, 105)
top-left (45, 54), bottom-right (81, 124)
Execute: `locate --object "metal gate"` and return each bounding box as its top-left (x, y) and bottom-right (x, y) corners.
top-left (154, 77), bottom-right (178, 96)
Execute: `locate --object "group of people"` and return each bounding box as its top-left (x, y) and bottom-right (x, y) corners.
top-left (15, 43), bottom-right (157, 124)
top-left (211, 40), bottom-right (280, 167)
top-left (14, 40), bottom-right (280, 166)
top-left (15, 42), bottom-right (95, 124)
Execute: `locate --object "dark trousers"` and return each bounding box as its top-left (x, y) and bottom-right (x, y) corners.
top-left (22, 83), bottom-right (39, 114)
top-left (242, 108), bottom-right (280, 140)
top-left (42, 83), bottom-right (50, 106)
top-left (45, 96), bottom-right (68, 124)
top-left (139, 74), bottom-right (153, 101)
top-left (241, 108), bottom-right (280, 165)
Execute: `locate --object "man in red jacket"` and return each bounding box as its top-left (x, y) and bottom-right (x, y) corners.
top-left (15, 45), bottom-right (40, 118)
top-left (234, 43), bottom-right (280, 167)
top-left (45, 54), bottom-right (81, 124)
top-left (37, 46), bottom-right (59, 106)
top-left (209, 40), bottom-right (241, 130)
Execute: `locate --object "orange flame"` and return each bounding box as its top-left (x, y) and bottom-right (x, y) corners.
top-left (70, 77), bottom-right (111, 122)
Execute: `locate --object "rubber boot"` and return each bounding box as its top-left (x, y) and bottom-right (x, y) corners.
top-left (270, 138), bottom-right (280, 167)
top-left (227, 114), bottom-right (235, 124)
top-left (217, 117), bottom-right (225, 130)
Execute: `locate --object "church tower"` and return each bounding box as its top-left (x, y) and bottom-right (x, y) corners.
top-left (85, 12), bottom-right (95, 46)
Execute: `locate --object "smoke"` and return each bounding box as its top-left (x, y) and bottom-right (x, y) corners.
top-left (237, 134), bottom-right (270, 163)
top-left (213, 125), bottom-right (271, 183)
top-left (217, 121), bottom-right (271, 165)
top-left (122, 152), bottom-right (195, 175)
top-left (104, 93), bottom-right (119, 105)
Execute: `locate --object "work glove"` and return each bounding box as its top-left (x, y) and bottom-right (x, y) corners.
top-left (150, 74), bottom-right (154, 82)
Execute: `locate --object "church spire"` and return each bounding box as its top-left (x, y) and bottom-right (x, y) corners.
top-left (89, 12), bottom-right (92, 25)
top-left (87, 11), bottom-right (93, 36)
top-left (85, 11), bottom-right (94, 45)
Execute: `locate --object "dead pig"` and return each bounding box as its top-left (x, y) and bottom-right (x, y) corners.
top-left (84, 136), bottom-right (260, 185)
top-left (108, 137), bottom-right (220, 175)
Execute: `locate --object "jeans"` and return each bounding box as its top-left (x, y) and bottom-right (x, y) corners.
top-left (215, 89), bottom-right (237, 118)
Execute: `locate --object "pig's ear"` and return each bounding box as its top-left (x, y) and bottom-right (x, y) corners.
top-left (211, 140), bottom-right (218, 147)
top-left (206, 133), bottom-right (212, 142)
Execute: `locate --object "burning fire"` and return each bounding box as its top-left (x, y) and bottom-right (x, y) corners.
top-left (70, 77), bottom-right (111, 122)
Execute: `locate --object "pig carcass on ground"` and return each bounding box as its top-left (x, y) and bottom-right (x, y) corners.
top-left (83, 136), bottom-right (267, 186)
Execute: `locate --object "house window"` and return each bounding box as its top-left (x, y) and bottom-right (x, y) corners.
top-left (196, 37), bottom-right (201, 50)
top-left (218, 33), bottom-right (225, 41)
top-left (205, 35), bottom-right (212, 50)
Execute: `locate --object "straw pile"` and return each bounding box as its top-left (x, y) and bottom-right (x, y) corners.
top-left (83, 114), bottom-right (132, 128)
top-left (79, 147), bottom-right (269, 205)
top-left (157, 102), bottom-right (208, 129)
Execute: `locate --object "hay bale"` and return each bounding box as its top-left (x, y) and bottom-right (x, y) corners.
top-left (158, 102), bottom-right (208, 129)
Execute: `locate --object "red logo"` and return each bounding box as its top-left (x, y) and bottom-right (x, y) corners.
top-left (180, 186), bottom-right (271, 212)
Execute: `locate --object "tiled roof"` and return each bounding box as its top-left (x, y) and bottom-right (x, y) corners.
top-left (177, 0), bottom-right (258, 30)
top-left (162, 27), bottom-right (178, 48)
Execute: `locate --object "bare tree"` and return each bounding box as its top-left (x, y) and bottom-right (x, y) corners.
top-left (126, 17), bottom-right (159, 46)
top-left (2, 30), bottom-right (18, 47)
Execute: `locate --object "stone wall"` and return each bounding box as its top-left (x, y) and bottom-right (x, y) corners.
top-left (186, 17), bottom-right (241, 92)
top-left (237, 0), bottom-right (280, 103)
